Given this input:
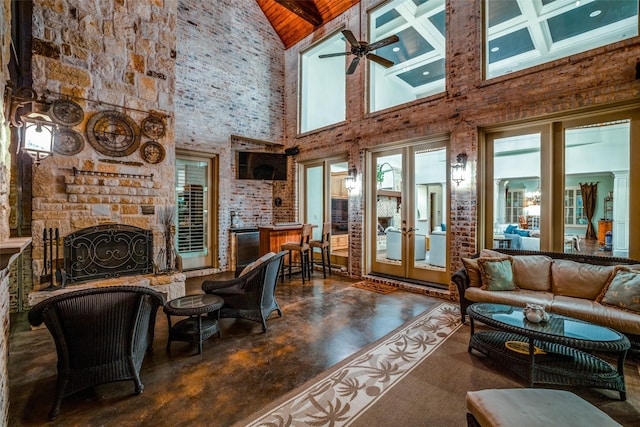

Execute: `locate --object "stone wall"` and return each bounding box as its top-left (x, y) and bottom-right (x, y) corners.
top-left (175, 0), bottom-right (285, 270)
top-left (29, 0), bottom-right (177, 289)
top-left (282, 0), bottom-right (640, 278)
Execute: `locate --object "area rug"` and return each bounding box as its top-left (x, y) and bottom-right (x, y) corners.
top-left (237, 302), bottom-right (462, 426)
top-left (236, 304), bottom-right (640, 427)
top-left (351, 280), bottom-right (397, 294)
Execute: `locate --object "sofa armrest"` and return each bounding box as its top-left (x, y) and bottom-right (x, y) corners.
top-left (451, 267), bottom-right (472, 323)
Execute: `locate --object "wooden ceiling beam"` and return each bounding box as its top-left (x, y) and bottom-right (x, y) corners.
top-left (273, 0), bottom-right (323, 27)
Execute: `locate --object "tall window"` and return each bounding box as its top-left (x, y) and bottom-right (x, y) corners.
top-left (564, 187), bottom-right (587, 227)
top-left (369, 0), bottom-right (446, 112)
top-left (485, 0), bottom-right (639, 79)
top-left (505, 190), bottom-right (524, 224)
top-left (300, 31), bottom-right (346, 133)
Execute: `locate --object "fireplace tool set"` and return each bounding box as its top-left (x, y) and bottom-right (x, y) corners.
top-left (41, 228), bottom-right (66, 291)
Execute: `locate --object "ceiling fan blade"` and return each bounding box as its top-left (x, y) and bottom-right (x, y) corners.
top-left (346, 56), bottom-right (360, 75)
top-left (367, 34), bottom-right (400, 51)
top-left (367, 53), bottom-right (394, 68)
top-left (318, 52), bottom-right (350, 58)
top-left (342, 30), bottom-right (361, 48)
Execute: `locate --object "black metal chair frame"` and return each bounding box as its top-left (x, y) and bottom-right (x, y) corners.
top-left (202, 251), bottom-right (286, 332)
top-left (28, 286), bottom-right (165, 420)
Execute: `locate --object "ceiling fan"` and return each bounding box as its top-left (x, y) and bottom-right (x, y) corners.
top-left (319, 29), bottom-right (400, 75)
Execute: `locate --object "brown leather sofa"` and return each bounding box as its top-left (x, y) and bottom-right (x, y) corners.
top-left (451, 249), bottom-right (640, 348)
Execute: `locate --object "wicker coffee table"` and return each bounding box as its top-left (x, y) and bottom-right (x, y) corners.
top-left (164, 294), bottom-right (224, 355)
top-left (467, 303), bottom-right (630, 400)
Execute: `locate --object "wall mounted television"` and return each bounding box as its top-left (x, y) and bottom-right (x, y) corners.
top-left (237, 151), bottom-right (288, 181)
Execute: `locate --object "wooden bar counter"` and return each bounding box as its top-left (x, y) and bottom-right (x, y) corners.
top-left (258, 224), bottom-right (304, 256)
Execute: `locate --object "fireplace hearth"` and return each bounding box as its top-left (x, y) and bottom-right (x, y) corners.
top-left (63, 224), bottom-right (154, 284)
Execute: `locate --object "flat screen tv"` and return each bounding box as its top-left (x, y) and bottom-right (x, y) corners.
top-left (237, 151), bottom-right (288, 181)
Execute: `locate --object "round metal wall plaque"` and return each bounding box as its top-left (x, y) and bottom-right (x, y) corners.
top-left (140, 140), bottom-right (165, 164)
top-left (54, 127), bottom-right (85, 155)
top-left (51, 99), bottom-right (84, 126)
top-left (141, 115), bottom-right (166, 139)
top-left (86, 110), bottom-right (141, 157)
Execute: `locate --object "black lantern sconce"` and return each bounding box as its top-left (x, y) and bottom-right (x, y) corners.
top-left (4, 84), bottom-right (56, 165)
top-left (451, 153), bottom-right (468, 186)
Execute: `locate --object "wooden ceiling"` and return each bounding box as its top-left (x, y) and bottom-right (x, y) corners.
top-left (256, 0), bottom-right (360, 49)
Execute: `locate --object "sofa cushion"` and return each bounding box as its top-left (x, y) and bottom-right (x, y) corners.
top-left (466, 287), bottom-right (554, 310)
top-left (552, 295), bottom-right (640, 336)
top-left (551, 259), bottom-right (614, 300)
top-left (462, 258), bottom-right (482, 288)
top-left (511, 255), bottom-right (552, 291)
top-left (597, 266), bottom-right (640, 313)
top-left (477, 257), bottom-right (516, 291)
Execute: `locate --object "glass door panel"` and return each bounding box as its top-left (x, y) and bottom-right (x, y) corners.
top-left (329, 162), bottom-right (349, 257)
top-left (564, 120), bottom-right (630, 257)
top-left (490, 133), bottom-right (542, 251)
top-left (176, 156), bottom-right (214, 270)
top-left (305, 164), bottom-right (324, 241)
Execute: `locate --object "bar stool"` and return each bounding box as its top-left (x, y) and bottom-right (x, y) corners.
top-left (309, 222), bottom-right (332, 278)
top-left (280, 224), bottom-right (313, 283)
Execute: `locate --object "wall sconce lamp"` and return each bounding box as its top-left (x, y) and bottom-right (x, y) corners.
top-left (4, 84), bottom-right (56, 165)
top-left (344, 167), bottom-right (357, 192)
top-left (451, 153), bottom-right (468, 186)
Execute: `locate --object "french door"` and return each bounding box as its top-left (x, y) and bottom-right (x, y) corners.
top-left (370, 140), bottom-right (449, 285)
top-left (300, 157), bottom-right (350, 266)
top-left (175, 154), bottom-right (215, 270)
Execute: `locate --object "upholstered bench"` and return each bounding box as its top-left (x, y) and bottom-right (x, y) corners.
top-left (466, 389), bottom-right (622, 427)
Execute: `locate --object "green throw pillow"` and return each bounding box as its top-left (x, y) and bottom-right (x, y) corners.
top-left (478, 257), bottom-right (516, 291)
top-left (598, 266), bottom-right (640, 313)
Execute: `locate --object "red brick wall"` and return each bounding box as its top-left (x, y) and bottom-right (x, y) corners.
top-left (282, 0), bottom-right (640, 278)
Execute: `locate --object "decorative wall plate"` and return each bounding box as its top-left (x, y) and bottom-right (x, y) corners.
top-left (141, 115), bottom-right (166, 139)
top-left (54, 128), bottom-right (85, 155)
top-left (51, 99), bottom-right (84, 126)
top-left (86, 110), bottom-right (141, 157)
top-left (140, 140), bottom-right (165, 164)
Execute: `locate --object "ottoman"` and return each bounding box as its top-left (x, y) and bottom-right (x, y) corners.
top-left (466, 389), bottom-right (622, 427)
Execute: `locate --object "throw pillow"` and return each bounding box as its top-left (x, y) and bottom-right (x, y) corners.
top-left (511, 255), bottom-right (553, 291)
top-left (239, 252), bottom-right (276, 277)
top-left (505, 224), bottom-right (518, 234)
top-left (477, 256), bottom-right (517, 291)
top-left (597, 266), bottom-right (640, 313)
top-left (462, 258), bottom-right (482, 287)
top-left (480, 248), bottom-right (505, 258)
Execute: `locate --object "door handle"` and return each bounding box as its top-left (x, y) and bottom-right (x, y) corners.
top-left (407, 227), bottom-right (415, 232)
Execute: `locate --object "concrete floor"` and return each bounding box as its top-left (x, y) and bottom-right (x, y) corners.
top-left (8, 272), bottom-right (442, 426)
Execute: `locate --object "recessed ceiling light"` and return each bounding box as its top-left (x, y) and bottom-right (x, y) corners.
top-left (422, 71), bottom-right (430, 75)
top-left (575, 0), bottom-right (580, 6)
top-left (491, 46), bottom-right (500, 52)
top-left (392, 47), bottom-right (400, 52)
top-left (589, 10), bottom-right (601, 17)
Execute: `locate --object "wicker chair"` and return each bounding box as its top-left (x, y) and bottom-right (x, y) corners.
top-left (202, 251), bottom-right (286, 332)
top-left (28, 286), bottom-right (165, 420)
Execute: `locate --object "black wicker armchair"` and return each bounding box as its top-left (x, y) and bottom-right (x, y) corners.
top-left (202, 251), bottom-right (286, 332)
top-left (28, 286), bottom-right (165, 420)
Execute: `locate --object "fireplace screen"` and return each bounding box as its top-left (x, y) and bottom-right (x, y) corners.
top-left (64, 224), bottom-right (154, 284)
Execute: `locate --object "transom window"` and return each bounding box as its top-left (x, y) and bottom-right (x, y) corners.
top-left (485, 0), bottom-right (639, 79)
top-left (369, 0), bottom-right (446, 112)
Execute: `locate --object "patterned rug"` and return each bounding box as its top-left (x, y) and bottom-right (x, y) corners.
top-left (237, 303), bottom-right (462, 426)
top-left (351, 280), bottom-right (397, 294)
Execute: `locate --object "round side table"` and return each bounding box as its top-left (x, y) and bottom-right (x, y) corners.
top-left (164, 294), bottom-right (224, 355)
